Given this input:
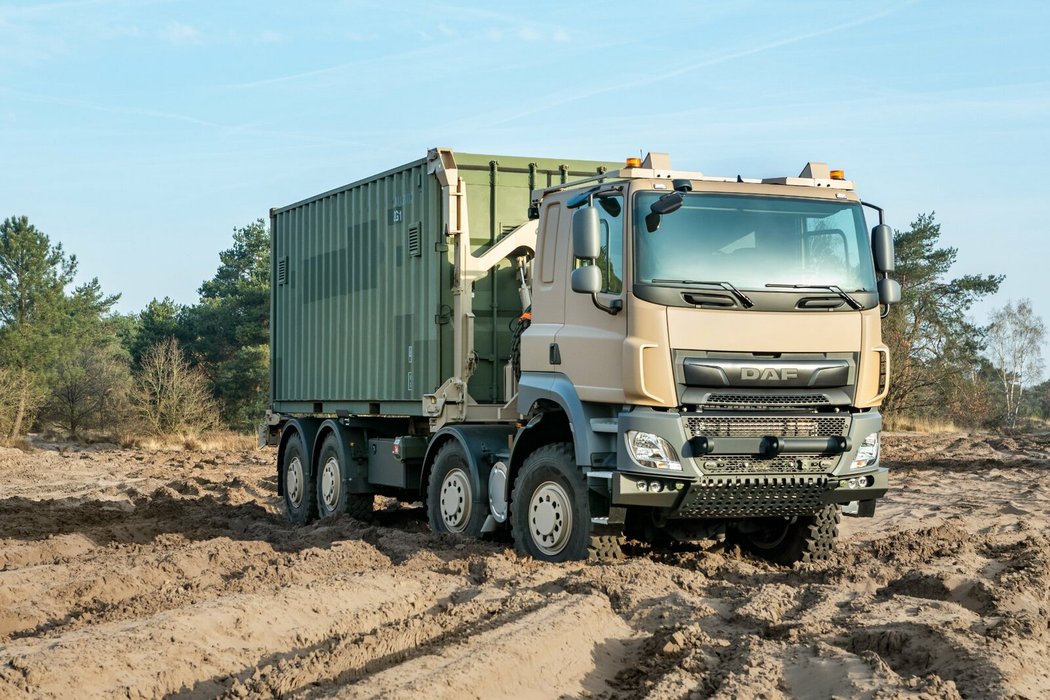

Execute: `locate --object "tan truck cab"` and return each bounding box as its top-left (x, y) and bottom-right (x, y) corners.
top-left (508, 153), bottom-right (899, 562)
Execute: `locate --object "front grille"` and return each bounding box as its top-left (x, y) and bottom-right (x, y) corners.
top-left (697, 454), bottom-right (830, 474)
top-left (704, 394), bottom-right (830, 407)
top-left (686, 415), bottom-right (848, 438)
top-left (674, 474), bottom-right (830, 518)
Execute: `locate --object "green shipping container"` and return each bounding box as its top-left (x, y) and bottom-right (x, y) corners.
top-left (270, 148), bottom-right (617, 417)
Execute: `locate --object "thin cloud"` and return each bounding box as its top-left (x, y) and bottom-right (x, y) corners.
top-left (517, 25), bottom-right (541, 42)
top-left (217, 42), bottom-right (455, 90)
top-left (460, 2), bottom-right (914, 130)
top-left (1, 0), bottom-right (129, 18)
top-left (0, 86), bottom-right (226, 128)
top-left (257, 30), bottom-right (283, 44)
top-left (159, 21), bottom-right (200, 45)
top-left (0, 86), bottom-right (383, 149)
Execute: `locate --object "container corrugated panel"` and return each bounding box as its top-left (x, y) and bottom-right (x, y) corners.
top-left (271, 149), bottom-right (617, 417)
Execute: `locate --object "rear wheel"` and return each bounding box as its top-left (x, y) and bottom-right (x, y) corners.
top-left (316, 433), bottom-right (374, 521)
top-left (281, 433), bottom-right (316, 524)
top-left (730, 504), bottom-right (841, 564)
top-left (316, 434), bottom-right (347, 519)
top-left (427, 441), bottom-right (487, 536)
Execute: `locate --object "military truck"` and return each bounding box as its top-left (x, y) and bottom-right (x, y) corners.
top-left (262, 148), bottom-right (900, 563)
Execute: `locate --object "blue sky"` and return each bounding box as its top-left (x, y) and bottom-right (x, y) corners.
top-left (2, 0), bottom-right (1048, 367)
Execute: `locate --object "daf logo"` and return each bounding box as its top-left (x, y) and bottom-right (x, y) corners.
top-left (740, 367), bottom-right (798, 381)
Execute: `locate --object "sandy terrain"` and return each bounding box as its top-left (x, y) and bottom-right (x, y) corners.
top-left (1, 431), bottom-right (1048, 699)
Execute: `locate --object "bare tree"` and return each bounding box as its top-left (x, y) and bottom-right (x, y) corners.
top-left (45, 345), bottom-right (133, 438)
top-left (133, 337), bottom-right (219, 436)
top-left (987, 298), bottom-right (1046, 428)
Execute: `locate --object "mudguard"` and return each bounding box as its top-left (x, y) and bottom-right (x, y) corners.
top-left (421, 425), bottom-right (516, 505)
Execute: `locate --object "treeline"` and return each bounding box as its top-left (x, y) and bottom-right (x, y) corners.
top-left (0, 216), bottom-right (268, 442)
top-left (883, 214), bottom-right (1047, 429)
top-left (0, 211), bottom-right (1046, 443)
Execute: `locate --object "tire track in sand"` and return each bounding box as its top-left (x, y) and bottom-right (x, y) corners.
top-left (0, 571), bottom-right (460, 699)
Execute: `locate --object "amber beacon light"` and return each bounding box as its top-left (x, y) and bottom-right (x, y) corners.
top-left (830, 169), bottom-right (845, 180)
top-left (625, 157), bottom-right (642, 168)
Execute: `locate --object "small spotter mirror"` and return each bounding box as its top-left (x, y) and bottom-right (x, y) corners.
top-left (645, 191), bottom-right (683, 233)
top-left (597, 195), bottom-right (621, 217)
top-left (651, 192), bottom-right (684, 216)
top-left (878, 277), bottom-right (901, 305)
top-left (571, 265), bottom-right (602, 295)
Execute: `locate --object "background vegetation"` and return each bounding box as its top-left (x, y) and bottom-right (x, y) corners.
top-left (0, 216), bottom-right (268, 442)
top-left (0, 212), bottom-right (1044, 443)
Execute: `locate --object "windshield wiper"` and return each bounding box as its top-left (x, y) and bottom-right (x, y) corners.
top-left (653, 279), bottom-right (754, 308)
top-left (765, 283), bottom-right (863, 310)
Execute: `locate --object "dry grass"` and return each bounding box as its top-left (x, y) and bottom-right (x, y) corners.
top-left (883, 414), bottom-right (962, 433)
top-left (118, 431), bottom-right (258, 452)
top-left (0, 437), bottom-right (36, 452)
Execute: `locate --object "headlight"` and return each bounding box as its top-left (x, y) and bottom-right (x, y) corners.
top-left (852, 432), bottom-right (879, 469)
top-left (627, 431), bottom-right (682, 471)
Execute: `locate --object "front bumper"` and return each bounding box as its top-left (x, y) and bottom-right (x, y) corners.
top-left (607, 407), bottom-right (887, 518)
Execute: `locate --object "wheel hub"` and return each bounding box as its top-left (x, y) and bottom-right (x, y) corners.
top-left (440, 468), bottom-right (471, 532)
top-left (320, 457), bottom-right (341, 510)
top-left (286, 456), bottom-right (304, 507)
top-left (749, 517), bottom-right (795, 549)
top-left (530, 481), bottom-right (572, 555)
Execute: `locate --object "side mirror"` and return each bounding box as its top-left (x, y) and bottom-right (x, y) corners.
top-left (878, 277), bottom-right (901, 305)
top-left (571, 265), bottom-right (601, 294)
top-left (572, 206), bottom-right (600, 260)
top-left (872, 224), bottom-right (895, 273)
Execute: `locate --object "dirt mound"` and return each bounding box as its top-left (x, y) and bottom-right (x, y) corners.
top-left (1, 432), bottom-right (1048, 698)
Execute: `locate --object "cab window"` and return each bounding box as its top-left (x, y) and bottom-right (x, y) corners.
top-left (593, 195), bottom-right (624, 293)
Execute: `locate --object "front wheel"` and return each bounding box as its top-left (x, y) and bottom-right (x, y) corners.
top-left (730, 504), bottom-right (841, 564)
top-left (511, 443), bottom-right (593, 562)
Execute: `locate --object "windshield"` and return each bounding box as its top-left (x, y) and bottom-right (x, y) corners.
top-left (634, 193), bottom-right (877, 292)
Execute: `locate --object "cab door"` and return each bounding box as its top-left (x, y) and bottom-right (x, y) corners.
top-left (555, 195), bottom-right (628, 404)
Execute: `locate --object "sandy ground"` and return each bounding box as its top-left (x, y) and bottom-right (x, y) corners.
top-left (1, 432), bottom-right (1048, 699)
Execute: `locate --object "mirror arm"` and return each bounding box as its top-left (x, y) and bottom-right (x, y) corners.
top-left (861, 200), bottom-right (885, 226)
top-left (591, 294), bottom-right (622, 315)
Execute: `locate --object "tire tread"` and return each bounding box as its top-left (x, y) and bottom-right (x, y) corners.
top-left (511, 442), bottom-right (598, 562)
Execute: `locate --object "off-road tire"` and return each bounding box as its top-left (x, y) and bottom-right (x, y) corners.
top-left (732, 504), bottom-right (841, 565)
top-left (427, 441), bottom-right (487, 536)
top-left (315, 433), bottom-right (375, 522)
top-left (281, 433), bottom-right (317, 525)
top-left (345, 493), bottom-right (376, 522)
top-left (510, 442), bottom-right (596, 562)
top-left (316, 434), bottom-right (350, 519)
top-left (588, 534), bottom-right (627, 562)
top-left (797, 504), bottom-right (841, 563)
